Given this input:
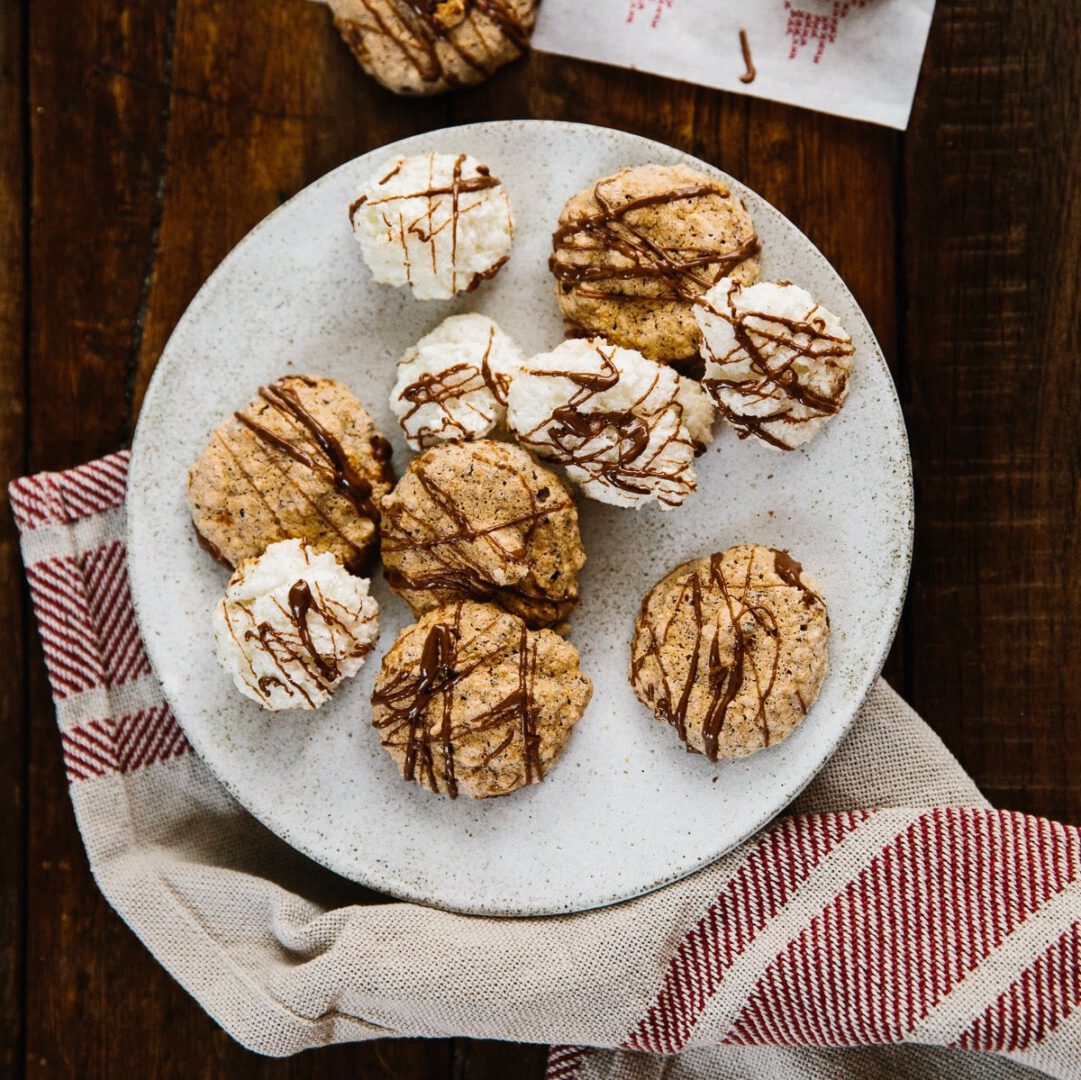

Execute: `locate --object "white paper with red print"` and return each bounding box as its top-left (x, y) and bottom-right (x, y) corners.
top-left (532, 0), bottom-right (935, 129)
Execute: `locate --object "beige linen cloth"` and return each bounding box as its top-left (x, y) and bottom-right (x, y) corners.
top-left (11, 453), bottom-right (1081, 1080)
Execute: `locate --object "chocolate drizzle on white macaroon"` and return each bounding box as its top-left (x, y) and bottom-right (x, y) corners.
top-left (350, 152), bottom-right (513, 300)
top-left (696, 278), bottom-right (855, 450)
top-left (506, 337), bottom-right (715, 509)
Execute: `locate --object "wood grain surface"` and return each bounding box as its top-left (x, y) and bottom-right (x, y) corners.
top-left (2, 0), bottom-right (1078, 1075)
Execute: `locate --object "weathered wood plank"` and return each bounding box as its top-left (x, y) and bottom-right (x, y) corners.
top-left (0, 0), bottom-right (27, 1075)
top-left (903, 0), bottom-right (1081, 820)
top-left (24, 0), bottom-right (175, 1072)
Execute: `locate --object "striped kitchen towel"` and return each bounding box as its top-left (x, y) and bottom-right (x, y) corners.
top-left (11, 452), bottom-right (1081, 1080)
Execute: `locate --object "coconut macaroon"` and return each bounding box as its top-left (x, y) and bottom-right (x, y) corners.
top-left (187, 375), bottom-right (394, 574)
top-left (213, 539), bottom-right (380, 711)
top-left (349, 152), bottom-right (514, 300)
top-left (550, 163), bottom-right (759, 364)
top-left (630, 545), bottom-right (829, 761)
top-left (372, 601), bottom-right (591, 799)
top-left (327, 0), bottom-right (538, 97)
top-left (379, 439), bottom-right (585, 629)
top-left (506, 337), bottom-right (715, 510)
top-left (390, 313), bottom-right (524, 450)
top-left (696, 279), bottom-right (855, 450)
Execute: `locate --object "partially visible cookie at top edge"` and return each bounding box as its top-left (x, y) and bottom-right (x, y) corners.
top-left (327, 0), bottom-right (538, 96)
top-left (630, 544), bottom-right (829, 762)
top-left (379, 439), bottom-right (585, 630)
top-left (187, 374), bottom-right (394, 575)
top-left (550, 163), bottom-right (760, 365)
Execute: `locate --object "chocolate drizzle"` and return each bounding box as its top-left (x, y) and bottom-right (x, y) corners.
top-left (632, 547), bottom-right (826, 761)
top-left (738, 28), bottom-right (756, 84)
top-left (238, 379), bottom-right (380, 518)
top-left (352, 153), bottom-right (505, 295)
top-left (371, 603), bottom-right (545, 798)
top-left (337, 0), bottom-right (533, 91)
top-left (288, 579), bottom-right (337, 680)
top-left (194, 375), bottom-right (391, 574)
top-left (396, 326), bottom-right (507, 445)
top-left (700, 282), bottom-right (854, 450)
top-left (551, 173), bottom-right (760, 308)
top-left (221, 567), bottom-right (373, 708)
top-left (517, 343), bottom-right (701, 507)
top-left (380, 442), bottom-right (581, 625)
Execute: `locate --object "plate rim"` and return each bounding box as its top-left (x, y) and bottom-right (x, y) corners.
top-left (127, 118), bottom-right (914, 917)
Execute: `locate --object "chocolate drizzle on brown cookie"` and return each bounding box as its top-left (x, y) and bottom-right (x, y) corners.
top-left (632, 548), bottom-right (826, 760)
top-left (517, 343), bottom-right (701, 506)
top-left (371, 603), bottom-right (545, 798)
top-left (380, 443), bottom-right (579, 621)
top-left (551, 175), bottom-right (760, 308)
top-left (336, 0), bottom-right (532, 91)
top-left (700, 282), bottom-right (854, 450)
top-left (234, 377), bottom-right (386, 526)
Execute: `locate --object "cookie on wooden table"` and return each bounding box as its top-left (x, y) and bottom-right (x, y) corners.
top-left (327, 0), bottom-right (538, 96)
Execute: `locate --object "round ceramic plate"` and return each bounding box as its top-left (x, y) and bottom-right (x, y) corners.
top-left (128, 120), bottom-right (912, 917)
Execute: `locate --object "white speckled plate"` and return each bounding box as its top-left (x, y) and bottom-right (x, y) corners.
top-left (127, 120), bottom-right (912, 917)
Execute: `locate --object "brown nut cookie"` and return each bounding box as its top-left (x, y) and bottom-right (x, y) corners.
top-left (379, 439), bottom-right (585, 629)
top-left (630, 544), bottom-right (828, 761)
top-left (372, 601), bottom-right (592, 798)
top-left (327, 0), bottom-right (537, 96)
top-left (188, 375), bottom-right (393, 574)
top-left (550, 163), bottom-right (760, 365)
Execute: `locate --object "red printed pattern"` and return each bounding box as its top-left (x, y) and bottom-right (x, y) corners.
top-left (785, 0), bottom-right (868, 63)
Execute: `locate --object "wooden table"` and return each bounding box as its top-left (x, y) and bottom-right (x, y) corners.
top-left (2, 1), bottom-right (1078, 1075)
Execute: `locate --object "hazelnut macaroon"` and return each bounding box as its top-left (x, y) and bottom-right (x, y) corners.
top-left (630, 544), bottom-right (829, 761)
top-left (379, 439), bottom-right (585, 629)
top-left (372, 601), bottom-right (592, 798)
top-left (551, 163), bottom-right (759, 365)
top-left (188, 375), bottom-right (393, 573)
top-left (327, 0), bottom-right (538, 97)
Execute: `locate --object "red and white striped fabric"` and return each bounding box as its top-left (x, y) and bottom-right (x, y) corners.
top-left (12, 453), bottom-right (1081, 1080)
